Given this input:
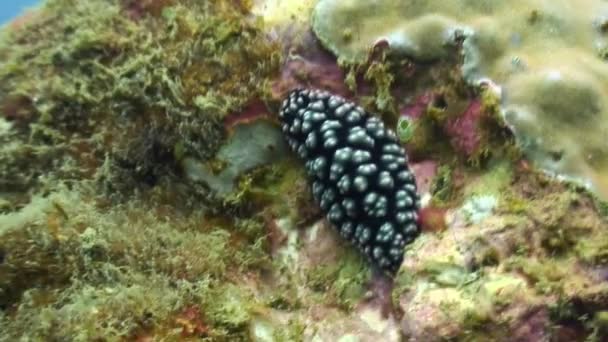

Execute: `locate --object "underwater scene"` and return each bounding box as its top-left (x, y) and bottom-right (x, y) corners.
top-left (1, 0), bottom-right (608, 341)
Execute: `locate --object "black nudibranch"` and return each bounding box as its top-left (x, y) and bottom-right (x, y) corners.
top-left (279, 88), bottom-right (421, 275)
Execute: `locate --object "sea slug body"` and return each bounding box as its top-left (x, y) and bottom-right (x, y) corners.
top-left (279, 88), bottom-right (421, 275)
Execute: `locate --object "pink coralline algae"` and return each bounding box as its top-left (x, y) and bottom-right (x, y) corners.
top-left (444, 100), bottom-right (484, 157)
top-left (400, 92), bottom-right (436, 120)
top-left (271, 33), bottom-right (352, 102)
top-left (223, 99), bottom-right (270, 131)
top-left (400, 92), bottom-right (487, 158)
top-left (409, 160), bottom-right (437, 195)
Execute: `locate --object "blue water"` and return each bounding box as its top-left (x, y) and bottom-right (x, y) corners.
top-left (0, 1), bottom-right (40, 24)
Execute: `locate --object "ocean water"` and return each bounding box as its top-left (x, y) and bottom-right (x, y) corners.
top-left (0, 1), bottom-right (40, 24)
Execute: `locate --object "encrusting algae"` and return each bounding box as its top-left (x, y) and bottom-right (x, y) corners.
top-left (0, 0), bottom-right (608, 341)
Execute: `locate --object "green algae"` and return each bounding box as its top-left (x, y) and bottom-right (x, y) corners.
top-left (398, 164), bottom-right (608, 340)
top-left (430, 164), bottom-right (455, 204)
top-left (480, 273), bottom-right (526, 305)
top-left (0, 0), bottom-right (284, 339)
top-left (0, 186), bottom-right (273, 340)
top-left (273, 319), bottom-right (306, 341)
top-left (363, 59), bottom-right (396, 115)
top-left (463, 161), bottom-right (512, 197)
top-left (305, 248), bottom-right (369, 310)
top-left (576, 236), bottom-right (608, 265)
top-left (495, 184), bottom-right (607, 297)
top-left (593, 311), bottom-right (608, 337)
top-left (396, 116), bottom-right (416, 143)
top-left (0, 0), bottom-right (279, 201)
top-left (406, 284), bottom-right (493, 339)
top-left (421, 262), bottom-right (479, 287)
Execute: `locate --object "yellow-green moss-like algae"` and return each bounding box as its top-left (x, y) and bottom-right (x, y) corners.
top-left (0, 0), bottom-right (279, 201)
top-left (0, 0), bottom-right (282, 339)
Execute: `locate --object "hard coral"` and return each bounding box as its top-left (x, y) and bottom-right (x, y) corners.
top-left (312, 0), bottom-right (608, 201)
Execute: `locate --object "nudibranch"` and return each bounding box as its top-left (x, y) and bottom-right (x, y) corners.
top-left (279, 88), bottom-right (420, 275)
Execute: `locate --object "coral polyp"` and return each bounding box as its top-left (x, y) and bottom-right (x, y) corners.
top-left (279, 88), bottom-right (420, 275)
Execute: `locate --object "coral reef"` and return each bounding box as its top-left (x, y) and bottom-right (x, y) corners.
top-left (312, 0), bottom-right (608, 201)
top-left (0, 0), bottom-right (607, 341)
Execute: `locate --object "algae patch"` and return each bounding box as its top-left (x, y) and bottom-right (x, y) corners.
top-left (0, 0), bottom-right (280, 200)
